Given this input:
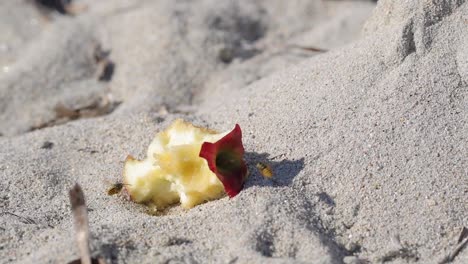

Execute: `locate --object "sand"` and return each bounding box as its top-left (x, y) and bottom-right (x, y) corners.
top-left (0, 0), bottom-right (467, 263)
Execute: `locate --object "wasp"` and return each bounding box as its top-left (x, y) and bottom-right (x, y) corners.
top-left (107, 182), bottom-right (130, 195)
top-left (256, 162), bottom-right (273, 179)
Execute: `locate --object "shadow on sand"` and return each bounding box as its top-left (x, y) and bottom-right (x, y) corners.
top-left (244, 152), bottom-right (304, 188)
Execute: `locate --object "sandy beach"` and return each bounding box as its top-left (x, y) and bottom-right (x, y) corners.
top-left (0, 0), bottom-right (467, 263)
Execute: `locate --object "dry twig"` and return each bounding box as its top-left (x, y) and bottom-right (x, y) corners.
top-left (0, 212), bottom-right (36, 224)
top-left (438, 227), bottom-right (468, 264)
top-left (289, 44), bottom-right (328, 53)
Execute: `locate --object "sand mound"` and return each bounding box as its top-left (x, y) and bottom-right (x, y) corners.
top-left (1, 0), bottom-right (466, 263)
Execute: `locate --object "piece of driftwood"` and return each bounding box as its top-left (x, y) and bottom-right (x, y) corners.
top-left (68, 184), bottom-right (107, 264)
top-left (69, 183), bottom-right (92, 264)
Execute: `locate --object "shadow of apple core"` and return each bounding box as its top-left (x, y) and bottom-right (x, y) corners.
top-left (244, 152), bottom-right (305, 188)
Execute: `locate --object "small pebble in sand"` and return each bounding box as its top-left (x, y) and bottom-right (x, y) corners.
top-left (41, 141), bottom-right (54, 149)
